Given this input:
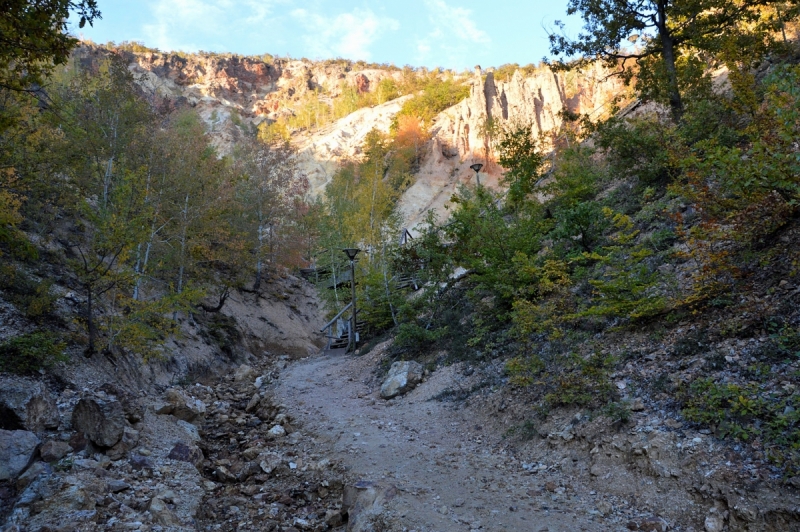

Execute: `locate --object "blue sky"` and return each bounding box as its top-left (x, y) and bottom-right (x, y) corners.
top-left (72, 0), bottom-right (580, 70)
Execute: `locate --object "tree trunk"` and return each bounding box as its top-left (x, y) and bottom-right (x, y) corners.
top-left (86, 283), bottom-right (95, 357)
top-left (657, 1), bottom-right (683, 121)
top-left (254, 216), bottom-right (265, 291)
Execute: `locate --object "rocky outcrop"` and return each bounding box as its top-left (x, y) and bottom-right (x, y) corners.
top-left (0, 377), bottom-right (59, 433)
top-left (294, 95), bottom-right (412, 195)
top-left (398, 64), bottom-right (627, 227)
top-left (72, 44), bottom-right (628, 229)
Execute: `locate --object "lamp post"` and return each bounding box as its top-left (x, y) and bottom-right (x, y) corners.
top-left (342, 248), bottom-right (361, 352)
top-left (470, 163), bottom-right (483, 186)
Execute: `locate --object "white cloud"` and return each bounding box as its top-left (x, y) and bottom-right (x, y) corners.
top-left (416, 0), bottom-right (490, 67)
top-left (291, 8), bottom-right (399, 61)
top-left (142, 0), bottom-right (287, 52)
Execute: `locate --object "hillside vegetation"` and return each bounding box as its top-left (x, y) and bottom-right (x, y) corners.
top-left (4, 0), bottom-right (800, 492)
top-left (304, 1), bottom-right (800, 481)
top-left (0, 53), bottom-right (311, 361)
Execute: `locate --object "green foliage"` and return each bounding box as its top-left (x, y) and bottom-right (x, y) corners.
top-left (395, 78), bottom-right (469, 127)
top-left (0, 0), bottom-right (100, 94)
top-left (199, 313), bottom-right (242, 359)
top-left (681, 378), bottom-right (800, 475)
top-left (505, 355), bottom-right (545, 387)
top-left (543, 352), bottom-right (616, 408)
top-left (579, 208), bottom-right (671, 320)
top-left (258, 120), bottom-right (291, 144)
top-left (552, 201), bottom-right (609, 254)
top-left (594, 117), bottom-right (679, 187)
top-left (496, 124), bottom-right (545, 208)
top-left (0, 52), bottom-right (308, 360)
top-left (0, 265), bottom-right (57, 320)
top-left (548, 0), bottom-right (796, 119)
top-left (504, 419), bottom-right (540, 441)
top-left (0, 331), bottom-right (67, 374)
top-left (602, 401), bottom-right (632, 424)
top-left (395, 323), bottom-right (448, 349)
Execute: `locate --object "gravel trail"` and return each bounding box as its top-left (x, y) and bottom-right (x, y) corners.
top-left (276, 348), bottom-right (607, 532)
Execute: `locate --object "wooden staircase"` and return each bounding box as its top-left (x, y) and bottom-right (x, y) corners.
top-left (320, 302), bottom-right (365, 355)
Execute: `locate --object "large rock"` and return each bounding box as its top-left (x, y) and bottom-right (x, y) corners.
top-left (380, 361), bottom-right (424, 399)
top-left (71, 397), bottom-right (126, 448)
top-left (342, 480), bottom-right (398, 532)
top-left (0, 429), bottom-right (40, 480)
top-left (106, 426), bottom-right (140, 461)
top-left (156, 388), bottom-right (206, 423)
top-left (0, 377), bottom-right (59, 433)
top-left (98, 382), bottom-right (144, 423)
top-left (39, 440), bottom-right (72, 462)
top-left (233, 364), bottom-right (257, 383)
top-left (167, 442), bottom-right (204, 468)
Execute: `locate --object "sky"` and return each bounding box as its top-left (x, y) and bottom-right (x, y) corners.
top-left (72, 0), bottom-right (582, 70)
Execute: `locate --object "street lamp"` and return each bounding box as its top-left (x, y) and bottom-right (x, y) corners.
top-left (470, 163), bottom-right (483, 186)
top-left (342, 248), bottom-right (361, 351)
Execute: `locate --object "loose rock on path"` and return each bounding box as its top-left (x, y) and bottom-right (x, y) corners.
top-left (276, 346), bottom-right (609, 532)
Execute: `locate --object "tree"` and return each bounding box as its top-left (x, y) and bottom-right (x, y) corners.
top-left (496, 123), bottom-right (545, 208)
top-left (234, 138), bottom-right (308, 290)
top-left (548, 0), bottom-right (796, 120)
top-left (0, 0), bottom-right (100, 92)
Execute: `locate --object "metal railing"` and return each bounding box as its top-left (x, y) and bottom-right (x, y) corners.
top-left (320, 301), bottom-right (353, 351)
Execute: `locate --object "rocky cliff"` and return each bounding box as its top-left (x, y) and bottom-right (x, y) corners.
top-left (75, 44), bottom-right (629, 228)
top-left (399, 64), bottom-right (628, 227)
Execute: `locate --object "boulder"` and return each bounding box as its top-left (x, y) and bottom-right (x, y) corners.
top-left (157, 388), bottom-right (206, 423)
top-left (148, 496), bottom-right (180, 526)
top-left (98, 383), bottom-right (144, 423)
top-left (0, 429), bottom-right (40, 480)
top-left (167, 442), bottom-right (204, 468)
top-left (0, 377), bottom-right (59, 432)
top-left (39, 440), bottom-right (72, 462)
top-left (342, 480), bottom-right (398, 532)
top-left (380, 361), bottom-right (424, 399)
top-left (71, 397), bottom-right (126, 448)
top-left (106, 427), bottom-right (140, 461)
top-left (234, 364), bottom-right (257, 383)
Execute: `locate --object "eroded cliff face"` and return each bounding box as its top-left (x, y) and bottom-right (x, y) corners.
top-left (399, 65), bottom-right (628, 227)
top-left (73, 44), bottom-right (629, 228)
top-left (73, 44), bottom-right (402, 154)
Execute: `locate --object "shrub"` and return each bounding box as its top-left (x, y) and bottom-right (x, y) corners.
top-left (395, 78), bottom-right (469, 127)
top-left (0, 331), bottom-right (67, 374)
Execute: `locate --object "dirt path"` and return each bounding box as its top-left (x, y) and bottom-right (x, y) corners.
top-left (276, 347), bottom-right (608, 532)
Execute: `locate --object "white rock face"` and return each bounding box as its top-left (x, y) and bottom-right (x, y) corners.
top-left (78, 44), bottom-right (628, 231)
top-left (380, 361), bottom-right (424, 399)
top-left (295, 95), bottom-right (413, 196)
top-left (398, 66), bottom-right (627, 228)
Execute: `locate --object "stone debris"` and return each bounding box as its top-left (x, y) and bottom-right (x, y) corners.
top-left (156, 388), bottom-right (207, 423)
top-left (38, 440), bottom-right (71, 462)
top-left (0, 354), bottom-right (347, 532)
